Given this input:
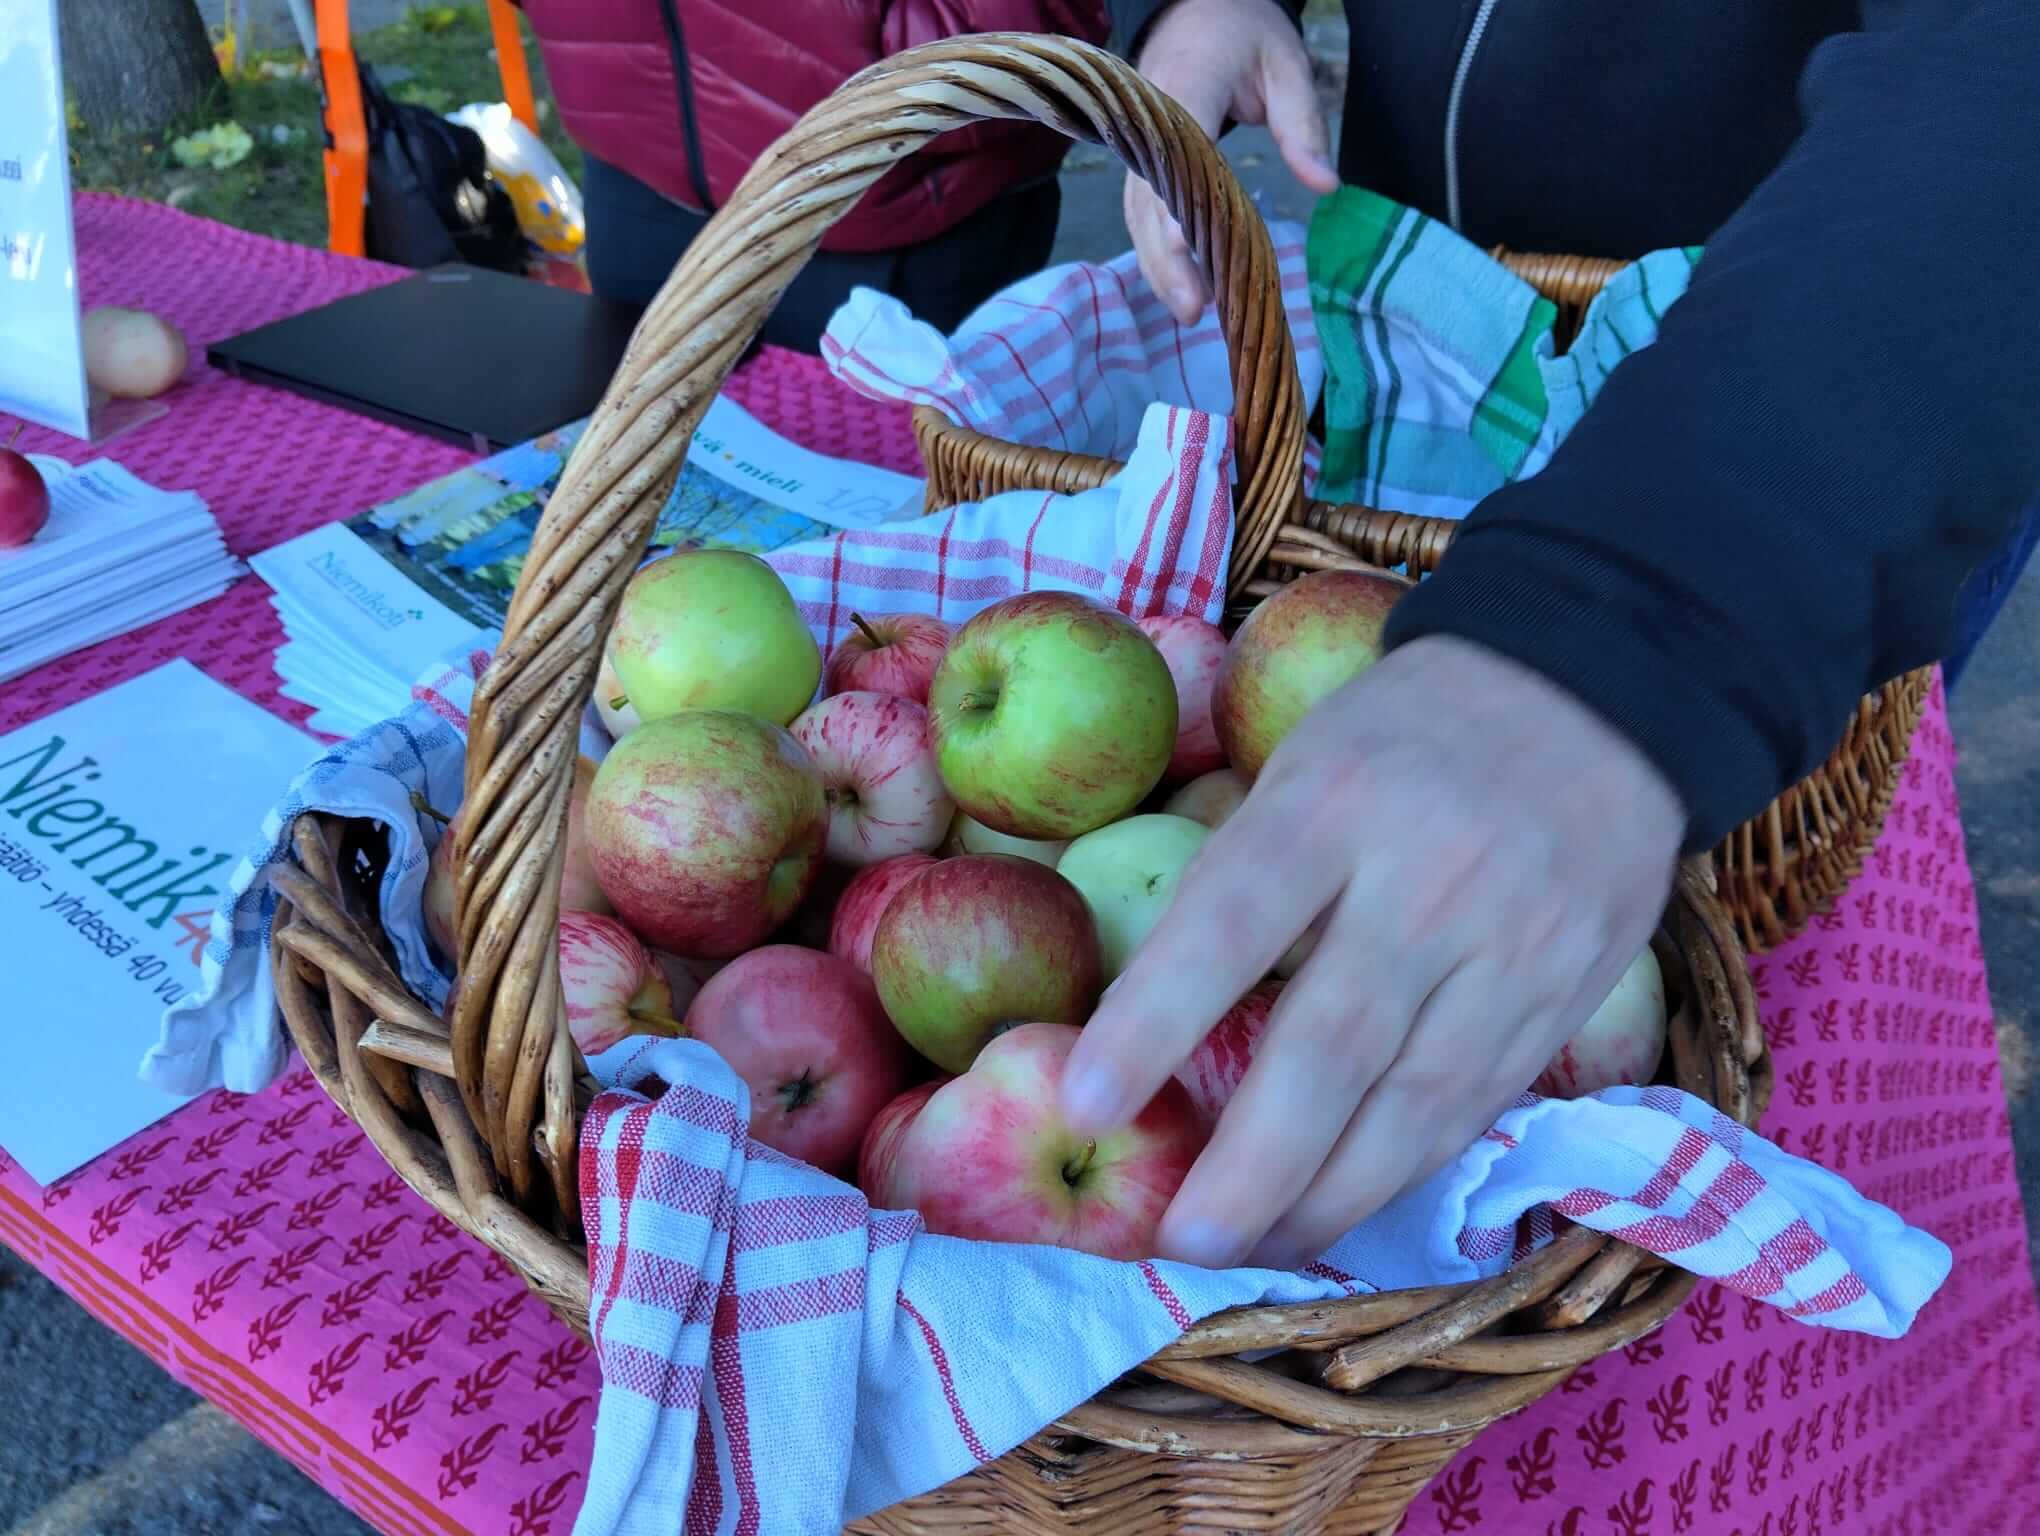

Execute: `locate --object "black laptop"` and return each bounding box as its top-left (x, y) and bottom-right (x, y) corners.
top-left (207, 264), bottom-right (644, 453)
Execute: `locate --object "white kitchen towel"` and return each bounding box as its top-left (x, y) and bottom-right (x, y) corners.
top-left (571, 1040), bottom-right (1949, 1536)
top-left (821, 220), bottom-right (1322, 471)
top-left (149, 400), bottom-right (1234, 1094)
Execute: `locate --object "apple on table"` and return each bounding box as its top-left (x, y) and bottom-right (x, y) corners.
top-left (0, 429), bottom-right (50, 549)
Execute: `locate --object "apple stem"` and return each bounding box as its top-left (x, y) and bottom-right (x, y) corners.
top-left (4, 423), bottom-right (20, 452)
top-left (958, 690), bottom-right (998, 713)
top-left (1061, 1138), bottom-right (1098, 1186)
top-left (849, 612), bottom-right (885, 649)
top-left (779, 1069), bottom-right (817, 1112)
top-left (627, 1007), bottom-right (686, 1037)
top-left (410, 792), bottom-right (453, 826)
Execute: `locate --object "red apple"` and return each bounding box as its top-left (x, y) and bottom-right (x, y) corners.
top-left (828, 854), bottom-right (939, 974)
top-left (824, 611), bottom-right (952, 704)
top-left (871, 855), bottom-right (1102, 1073)
top-left (1137, 614), bottom-right (1228, 782)
top-left (1214, 568), bottom-right (1413, 778)
top-left (0, 433), bottom-right (50, 549)
top-left (1173, 982), bottom-right (1283, 1133)
top-left (558, 910), bottom-right (683, 1057)
top-left (1162, 768), bottom-right (1249, 830)
top-left (586, 710), bottom-right (827, 957)
top-left (423, 755), bottom-right (610, 966)
top-left (790, 691), bottom-right (954, 866)
top-left (928, 591), bottom-right (1176, 839)
top-left (686, 945), bottom-right (913, 1172)
top-left (888, 1023), bottom-right (1205, 1259)
top-left (858, 1078), bottom-right (946, 1205)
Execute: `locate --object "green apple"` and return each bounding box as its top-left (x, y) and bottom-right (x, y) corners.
top-left (927, 592), bottom-right (1176, 840)
top-left (608, 550), bottom-right (820, 726)
top-left (1056, 814), bottom-right (1210, 981)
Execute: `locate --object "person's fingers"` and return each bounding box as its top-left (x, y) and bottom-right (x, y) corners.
top-left (1149, 882), bottom-right (1441, 1267)
top-left (1256, 30), bottom-right (1339, 193)
top-left (1243, 1083), bottom-right (1441, 1271)
top-left (1059, 783), bottom-right (1348, 1137)
top-left (1244, 962), bottom-right (1521, 1267)
top-left (1123, 173), bottom-right (1208, 324)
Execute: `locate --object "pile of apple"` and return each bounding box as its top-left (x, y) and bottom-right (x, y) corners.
top-left (424, 552), bottom-right (1667, 1263)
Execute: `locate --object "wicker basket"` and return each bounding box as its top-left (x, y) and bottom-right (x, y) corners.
top-left (272, 35), bottom-right (1777, 1533)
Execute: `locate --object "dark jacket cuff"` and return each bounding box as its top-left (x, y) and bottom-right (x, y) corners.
top-left (1380, 515), bottom-right (1840, 857)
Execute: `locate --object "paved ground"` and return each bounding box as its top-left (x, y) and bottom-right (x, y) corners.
top-left (5, 9), bottom-right (2034, 1534)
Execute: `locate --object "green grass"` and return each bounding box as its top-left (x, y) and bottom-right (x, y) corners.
top-left (67, 4), bottom-right (580, 252)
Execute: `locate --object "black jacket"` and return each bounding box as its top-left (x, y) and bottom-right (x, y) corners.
top-left (1108, 0), bottom-right (2040, 852)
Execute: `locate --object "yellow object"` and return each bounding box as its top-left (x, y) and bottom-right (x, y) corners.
top-left (448, 102), bottom-right (587, 260)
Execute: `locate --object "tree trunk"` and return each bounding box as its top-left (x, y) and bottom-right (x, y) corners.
top-left (60, 0), bottom-right (222, 141)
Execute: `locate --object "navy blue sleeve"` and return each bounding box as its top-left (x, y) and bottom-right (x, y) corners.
top-left (1383, 0), bottom-right (2040, 852)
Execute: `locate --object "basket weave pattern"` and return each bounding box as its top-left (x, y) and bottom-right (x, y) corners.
top-left (273, 37), bottom-right (1777, 1532)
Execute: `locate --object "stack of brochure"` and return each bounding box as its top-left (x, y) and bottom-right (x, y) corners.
top-left (251, 394), bottom-right (923, 738)
top-left (0, 458), bottom-right (245, 685)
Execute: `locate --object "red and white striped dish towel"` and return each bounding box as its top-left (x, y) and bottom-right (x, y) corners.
top-left (820, 220), bottom-right (1322, 474)
top-left (574, 1037), bottom-right (1948, 1536)
top-left (760, 399), bottom-right (1235, 692)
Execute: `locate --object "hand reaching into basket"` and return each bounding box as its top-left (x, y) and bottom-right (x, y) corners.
top-left (1058, 635), bottom-right (1685, 1270)
top-left (1124, 0), bottom-right (1339, 324)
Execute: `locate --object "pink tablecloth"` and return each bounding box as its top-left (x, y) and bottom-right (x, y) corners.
top-left (2, 197), bottom-right (2036, 1536)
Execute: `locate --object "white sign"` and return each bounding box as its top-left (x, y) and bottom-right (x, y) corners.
top-left (0, 0), bottom-right (90, 439)
top-left (0, 662), bottom-right (315, 1185)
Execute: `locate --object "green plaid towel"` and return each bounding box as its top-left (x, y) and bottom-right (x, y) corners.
top-left (1309, 186), bottom-right (1704, 518)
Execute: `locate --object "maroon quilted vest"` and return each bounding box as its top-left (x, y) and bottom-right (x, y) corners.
top-left (518, 0), bottom-right (1111, 252)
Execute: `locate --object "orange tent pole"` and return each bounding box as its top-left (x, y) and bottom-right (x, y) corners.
top-left (315, 0), bottom-right (367, 258)
top-left (488, 0), bottom-right (540, 136)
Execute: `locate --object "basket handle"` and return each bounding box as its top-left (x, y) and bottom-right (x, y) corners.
top-left (446, 34), bottom-right (1308, 1220)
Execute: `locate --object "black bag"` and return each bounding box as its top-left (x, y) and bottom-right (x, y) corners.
top-left (357, 63), bottom-right (525, 274)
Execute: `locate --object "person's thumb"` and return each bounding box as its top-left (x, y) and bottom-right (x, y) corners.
top-left (1260, 38), bottom-right (1338, 194)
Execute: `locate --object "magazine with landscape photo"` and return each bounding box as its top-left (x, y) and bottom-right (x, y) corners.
top-left (252, 395), bottom-right (922, 737)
